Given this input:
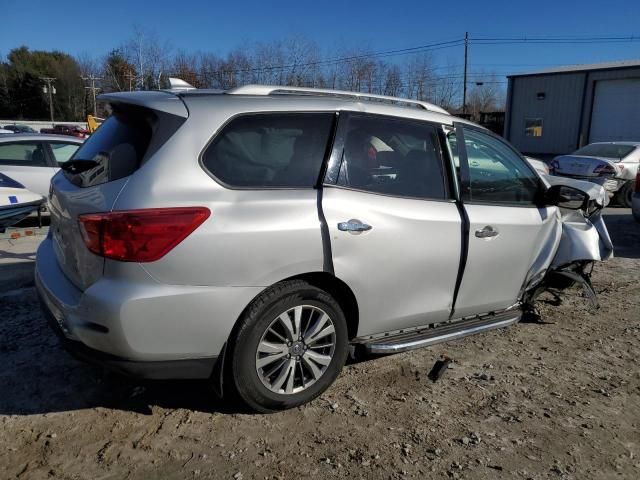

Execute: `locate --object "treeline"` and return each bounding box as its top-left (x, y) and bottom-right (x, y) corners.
top-left (0, 30), bottom-right (504, 121)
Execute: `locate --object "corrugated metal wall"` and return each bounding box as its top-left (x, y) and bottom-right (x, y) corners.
top-left (506, 73), bottom-right (585, 155)
top-left (506, 66), bottom-right (640, 156)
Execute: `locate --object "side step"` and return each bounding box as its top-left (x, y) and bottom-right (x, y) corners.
top-left (357, 309), bottom-right (522, 355)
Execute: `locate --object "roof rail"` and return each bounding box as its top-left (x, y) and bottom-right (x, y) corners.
top-left (227, 84), bottom-right (449, 115)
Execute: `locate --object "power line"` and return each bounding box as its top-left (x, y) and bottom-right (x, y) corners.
top-left (471, 35), bottom-right (640, 45)
top-left (181, 33), bottom-right (640, 79)
top-left (195, 39), bottom-right (465, 77)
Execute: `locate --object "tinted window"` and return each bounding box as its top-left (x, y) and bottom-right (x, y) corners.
top-left (63, 110), bottom-right (152, 187)
top-left (463, 128), bottom-right (539, 205)
top-left (0, 142), bottom-right (47, 166)
top-left (49, 142), bottom-right (80, 165)
top-left (336, 115), bottom-right (447, 200)
top-left (202, 113), bottom-right (334, 188)
top-left (573, 143), bottom-right (636, 160)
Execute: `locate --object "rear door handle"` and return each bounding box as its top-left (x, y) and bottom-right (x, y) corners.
top-left (338, 220), bottom-right (372, 233)
top-left (475, 225), bottom-right (499, 238)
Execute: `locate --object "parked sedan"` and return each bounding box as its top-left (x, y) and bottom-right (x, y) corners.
top-left (0, 134), bottom-right (83, 198)
top-left (1, 124), bottom-right (37, 134)
top-left (551, 142), bottom-right (640, 207)
top-left (40, 124), bottom-right (89, 139)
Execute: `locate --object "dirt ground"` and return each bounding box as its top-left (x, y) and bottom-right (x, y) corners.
top-left (1, 209), bottom-right (639, 480)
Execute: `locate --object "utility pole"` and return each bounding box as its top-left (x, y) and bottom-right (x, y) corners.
top-left (125, 70), bottom-right (136, 91)
top-left (40, 77), bottom-right (56, 122)
top-left (81, 75), bottom-right (102, 116)
top-left (462, 32), bottom-right (469, 114)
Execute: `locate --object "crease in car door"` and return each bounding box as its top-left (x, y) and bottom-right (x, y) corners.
top-left (320, 112), bottom-right (462, 337)
top-left (450, 124), bottom-right (559, 318)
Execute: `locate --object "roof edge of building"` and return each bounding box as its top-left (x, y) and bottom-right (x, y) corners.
top-left (507, 60), bottom-right (640, 78)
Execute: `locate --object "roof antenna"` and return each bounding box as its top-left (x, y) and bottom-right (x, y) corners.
top-left (168, 78), bottom-right (196, 91)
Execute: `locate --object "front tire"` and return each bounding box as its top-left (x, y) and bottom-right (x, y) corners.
top-left (228, 280), bottom-right (348, 412)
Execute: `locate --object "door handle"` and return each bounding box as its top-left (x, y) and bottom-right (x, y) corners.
top-left (338, 220), bottom-right (372, 233)
top-left (475, 225), bottom-right (499, 238)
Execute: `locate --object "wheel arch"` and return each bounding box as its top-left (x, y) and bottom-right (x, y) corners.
top-left (226, 271), bottom-right (360, 347)
top-left (285, 271), bottom-right (360, 340)
top-left (214, 272), bottom-right (358, 405)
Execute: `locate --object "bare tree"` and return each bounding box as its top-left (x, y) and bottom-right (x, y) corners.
top-left (466, 72), bottom-right (505, 119)
top-left (431, 61), bottom-right (462, 111)
top-left (404, 52), bottom-right (435, 101)
top-left (124, 25), bottom-right (171, 90)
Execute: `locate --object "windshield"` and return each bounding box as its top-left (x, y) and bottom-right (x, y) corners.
top-left (573, 143), bottom-right (636, 160)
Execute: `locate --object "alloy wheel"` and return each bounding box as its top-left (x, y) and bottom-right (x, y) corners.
top-left (255, 305), bottom-right (336, 395)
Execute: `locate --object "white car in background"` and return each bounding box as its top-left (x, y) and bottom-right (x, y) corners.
top-left (550, 142), bottom-right (640, 207)
top-left (0, 134), bottom-right (83, 198)
top-left (525, 156), bottom-right (550, 176)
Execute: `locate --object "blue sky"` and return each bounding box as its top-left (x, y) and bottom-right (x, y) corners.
top-left (1, 0), bottom-right (639, 78)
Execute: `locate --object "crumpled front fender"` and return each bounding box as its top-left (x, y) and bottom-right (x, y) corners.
top-left (551, 210), bottom-right (613, 267)
top-left (522, 176), bottom-right (613, 307)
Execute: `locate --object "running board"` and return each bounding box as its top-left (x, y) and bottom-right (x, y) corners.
top-left (357, 310), bottom-right (522, 355)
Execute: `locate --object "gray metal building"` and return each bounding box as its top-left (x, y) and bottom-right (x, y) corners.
top-left (504, 60), bottom-right (640, 157)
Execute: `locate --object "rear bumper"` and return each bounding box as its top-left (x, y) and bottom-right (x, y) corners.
top-left (38, 291), bottom-right (217, 379)
top-left (35, 236), bottom-right (263, 379)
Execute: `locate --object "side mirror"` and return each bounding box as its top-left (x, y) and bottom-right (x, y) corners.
top-left (544, 184), bottom-right (589, 210)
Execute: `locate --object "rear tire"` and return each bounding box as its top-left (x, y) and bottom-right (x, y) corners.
top-left (616, 181), bottom-right (633, 208)
top-left (227, 280), bottom-right (348, 412)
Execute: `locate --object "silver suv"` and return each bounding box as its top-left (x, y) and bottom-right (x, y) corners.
top-left (36, 83), bottom-right (612, 412)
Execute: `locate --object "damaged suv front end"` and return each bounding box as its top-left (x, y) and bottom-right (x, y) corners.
top-left (523, 175), bottom-right (613, 311)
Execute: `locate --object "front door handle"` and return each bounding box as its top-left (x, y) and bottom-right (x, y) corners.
top-left (338, 220), bottom-right (372, 233)
top-left (475, 225), bottom-right (499, 238)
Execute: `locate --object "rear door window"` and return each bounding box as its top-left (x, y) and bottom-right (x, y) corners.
top-left (0, 142), bottom-right (47, 166)
top-left (62, 109), bottom-right (152, 187)
top-left (49, 142), bottom-right (81, 166)
top-left (335, 115), bottom-right (448, 200)
top-left (201, 113), bottom-right (335, 188)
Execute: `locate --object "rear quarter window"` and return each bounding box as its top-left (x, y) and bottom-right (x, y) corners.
top-left (201, 113), bottom-right (335, 188)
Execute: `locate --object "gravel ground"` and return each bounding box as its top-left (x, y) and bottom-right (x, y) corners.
top-left (1, 209), bottom-right (639, 480)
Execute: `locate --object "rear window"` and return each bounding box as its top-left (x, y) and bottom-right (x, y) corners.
top-left (62, 109), bottom-right (153, 187)
top-left (573, 143), bottom-right (636, 160)
top-left (201, 113), bottom-right (335, 188)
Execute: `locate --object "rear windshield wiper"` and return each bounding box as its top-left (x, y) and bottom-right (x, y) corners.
top-left (60, 159), bottom-right (99, 174)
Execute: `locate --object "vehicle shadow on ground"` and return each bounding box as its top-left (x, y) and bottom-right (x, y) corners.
top-left (0, 288), bottom-right (246, 417)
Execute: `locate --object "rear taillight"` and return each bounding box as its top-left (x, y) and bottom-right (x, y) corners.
top-left (593, 164), bottom-right (616, 176)
top-left (78, 207), bottom-right (210, 262)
